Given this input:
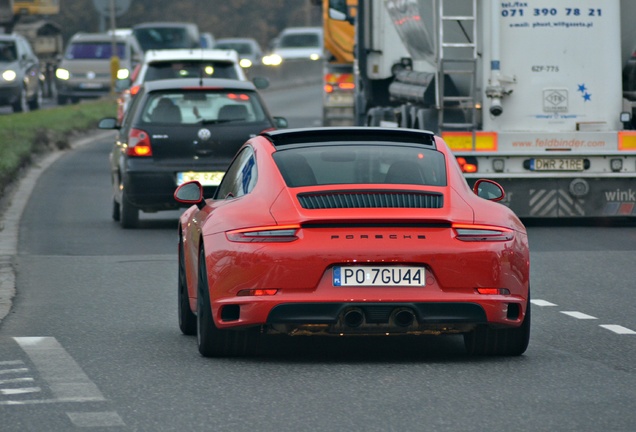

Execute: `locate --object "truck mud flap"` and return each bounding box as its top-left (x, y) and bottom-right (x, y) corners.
top-left (469, 178), bottom-right (636, 218)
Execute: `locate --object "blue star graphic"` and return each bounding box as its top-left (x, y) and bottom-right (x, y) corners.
top-left (583, 92), bottom-right (591, 101)
top-left (577, 84), bottom-right (587, 93)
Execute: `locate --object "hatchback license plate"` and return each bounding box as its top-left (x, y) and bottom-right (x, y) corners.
top-left (530, 158), bottom-right (584, 171)
top-left (333, 266), bottom-right (425, 287)
top-left (177, 171), bottom-right (225, 186)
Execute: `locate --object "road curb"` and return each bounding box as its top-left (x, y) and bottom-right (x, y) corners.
top-left (0, 130), bottom-right (114, 323)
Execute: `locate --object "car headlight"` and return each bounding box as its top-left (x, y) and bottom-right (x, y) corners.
top-left (239, 58), bottom-right (252, 68)
top-left (263, 54), bottom-right (282, 66)
top-left (309, 53), bottom-right (321, 61)
top-left (117, 68), bottom-right (129, 80)
top-left (56, 68), bottom-right (70, 80)
top-left (2, 70), bottom-right (16, 81)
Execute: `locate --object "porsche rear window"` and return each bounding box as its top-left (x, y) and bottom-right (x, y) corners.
top-left (273, 145), bottom-right (447, 187)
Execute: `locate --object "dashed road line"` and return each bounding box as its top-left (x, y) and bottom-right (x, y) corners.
top-left (1, 387), bottom-right (41, 395)
top-left (11, 337), bottom-right (105, 404)
top-left (0, 367), bottom-right (28, 375)
top-left (599, 325), bottom-right (636, 335)
top-left (66, 412), bottom-right (126, 428)
top-left (560, 311), bottom-right (597, 319)
top-left (535, 300), bottom-right (636, 334)
top-left (531, 299), bottom-right (557, 306)
top-left (0, 377), bottom-right (34, 385)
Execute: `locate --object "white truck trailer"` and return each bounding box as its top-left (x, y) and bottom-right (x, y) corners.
top-left (330, 0), bottom-right (636, 218)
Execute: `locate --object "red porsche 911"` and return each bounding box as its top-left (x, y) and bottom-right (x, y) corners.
top-left (175, 127), bottom-right (530, 357)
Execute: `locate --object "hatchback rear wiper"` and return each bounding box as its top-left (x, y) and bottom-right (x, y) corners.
top-left (200, 118), bottom-right (233, 125)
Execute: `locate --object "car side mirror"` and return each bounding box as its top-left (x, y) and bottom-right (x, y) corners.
top-left (274, 116), bottom-right (288, 129)
top-left (115, 78), bottom-right (131, 91)
top-left (98, 117), bottom-right (119, 129)
top-left (252, 76), bottom-right (269, 90)
top-left (473, 179), bottom-right (505, 201)
top-left (174, 181), bottom-right (205, 209)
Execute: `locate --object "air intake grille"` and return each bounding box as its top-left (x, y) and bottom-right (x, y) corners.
top-left (297, 191), bottom-right (443, 209)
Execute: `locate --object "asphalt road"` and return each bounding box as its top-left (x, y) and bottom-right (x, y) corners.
top-left (0, 83), bottom-right (635, 431)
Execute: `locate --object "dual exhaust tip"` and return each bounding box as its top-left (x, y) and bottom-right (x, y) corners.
top-left (342, 308), bottom-right (416, 328)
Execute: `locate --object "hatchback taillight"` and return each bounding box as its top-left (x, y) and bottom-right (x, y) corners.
top-left (127, 128), bottom-right (152, 157)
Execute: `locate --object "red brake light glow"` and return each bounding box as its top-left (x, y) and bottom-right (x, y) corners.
top-left (130, 85), bottom-right (141, 96)
top-left (127, 128), bottom-right (152, 157)
top-left (476, 288), bottom-right (511, 295)
top-left (227, 93), bottom-right (250, 101)
top-left (457, 156), bottom-right (478, 173)
top-left (226, 225), bottom-right (300, 243)
top-left (237, 289), bottom-right (279, 296)
top-left (452, 223), bottom-right (514, 242)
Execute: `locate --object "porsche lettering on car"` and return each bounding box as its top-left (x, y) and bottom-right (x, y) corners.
top-left (175, 127), bottom-right (531, 358)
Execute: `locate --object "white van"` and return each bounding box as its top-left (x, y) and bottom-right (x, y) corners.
top-left (55, 32), bottom-right (143, 104)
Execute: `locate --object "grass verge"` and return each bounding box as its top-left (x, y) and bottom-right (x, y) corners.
top-left (0, 98), bottom-right (117, 194)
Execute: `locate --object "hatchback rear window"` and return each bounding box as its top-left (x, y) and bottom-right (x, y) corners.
top-left (278, 33), bottom-right (321, 48)
top-left (273, 145), bottom-right (447, 187)
top-left (140, 90), bottom-right (268, 125)
top-left (65, 42), bottom-right (126, 60)
top-left (134, 27), bottom-right (198, 51)
top-left (144, 61), bottom-right (239, 81)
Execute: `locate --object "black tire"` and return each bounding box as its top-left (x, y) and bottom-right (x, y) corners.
top-left (464, 296), bottom-right (531, 356)
top-left (178, 239), bottom-right (197, 335)
top-left (196, 247), bottom-right (260, 357)
top-left (119, 192), bottom-right (139, 229)
top-left (12, 86), bottom-right (28, 113)
top-left (111, 198), bottom-right (120, 222)
top-left (57, 95), bottom-right (68, 105)
top-left (28, 84), bottom-right (42, 110)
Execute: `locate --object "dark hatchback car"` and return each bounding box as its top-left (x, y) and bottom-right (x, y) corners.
top-left (99, 78), bottom-right (287, 228)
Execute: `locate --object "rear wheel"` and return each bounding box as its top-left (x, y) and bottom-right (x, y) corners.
top-left (178, 239), bottom-right (196, 335)
top-left (196, 247), bottom-right (260, 357)
top-left (464, 296), bottom-right (531, 356)
top-left (28, 84), bottom-right (42, 110)
top-left (12, 86), bottom-right (28, 113)
top-left (119, 191), bottom-right (139, 229)
top-left (111, 198), bottom-right (120, 221)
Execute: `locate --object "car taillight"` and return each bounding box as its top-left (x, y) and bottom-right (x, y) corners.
top-left (237, 289), bottom-right (279, 296)
top-left (476, 288), bottom-right (511, 295)
top-left (452, 224), bottom-right (514, 241)
top-left (130, 85), bottom-right (141, 96)
top-left (127, 128), bottom-right (152, 157)
top-left (226, 225), bottom-right (300, 243)
top-left (457, 156), bottom-right (478, 173)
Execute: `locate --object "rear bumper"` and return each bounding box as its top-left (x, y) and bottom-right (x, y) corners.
top-left (209, 297), bottom-right (526, 336)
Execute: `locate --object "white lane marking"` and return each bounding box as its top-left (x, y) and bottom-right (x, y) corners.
top-left (531, 299), bottom-right (557, 306)
top-left (1, 387), bottom-right (41, 395)
top-left (599, 325), bottom-right (636, 335)
top-left (13, 337), bottom-right (105, 402)
top-left (0, 377), bottom-right (34, 385)
top-left (0, 361), bottom-right (25, 366)
top-left (0, 368), bottom-right (28, 375)
top-left (560, 311), bottom-right (597, 320)
top-left (67, 412), bottom-right (126, 428)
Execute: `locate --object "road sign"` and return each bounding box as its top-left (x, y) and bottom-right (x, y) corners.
top-left (91, 0), bottom-right (131, 17)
